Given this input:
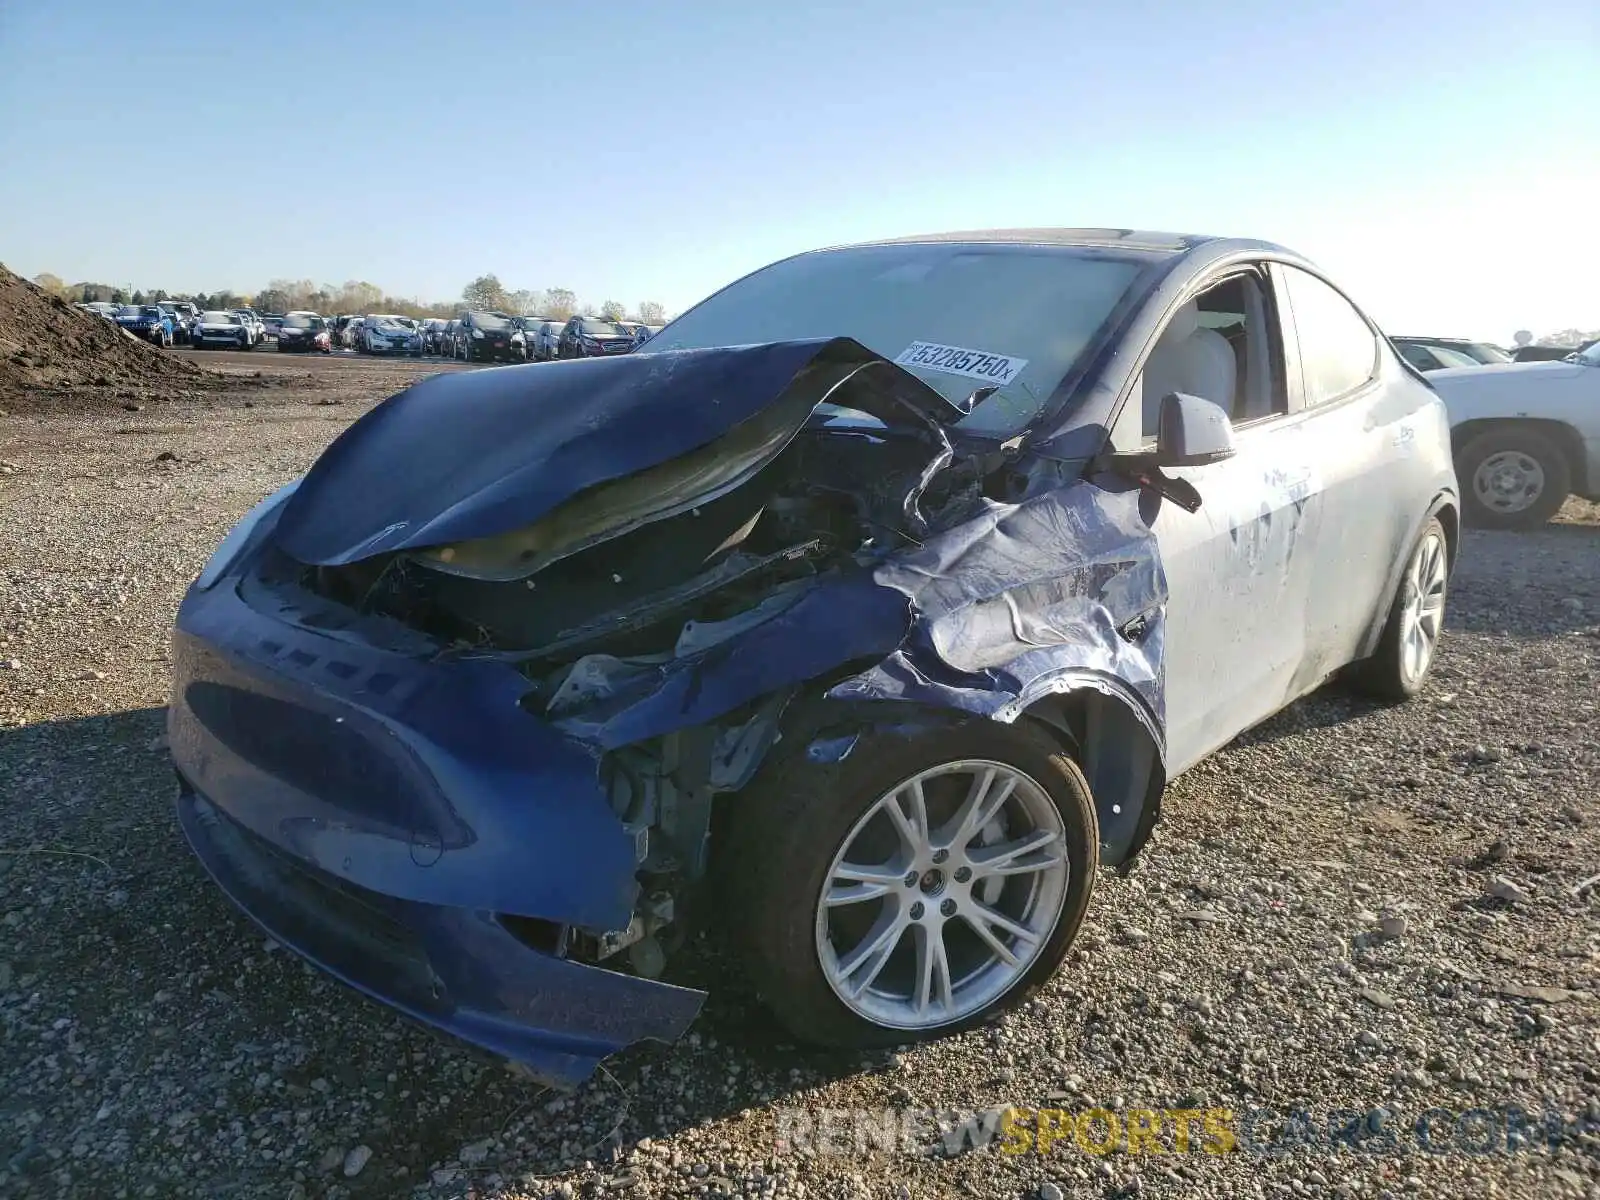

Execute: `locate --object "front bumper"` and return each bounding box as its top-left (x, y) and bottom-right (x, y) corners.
top-left (168, 563), bottom-right (704, 1084)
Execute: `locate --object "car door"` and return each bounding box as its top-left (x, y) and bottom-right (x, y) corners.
top-left (1272, 264), bottom-right (1423, 679)
top-left (1113, 265), bottom-right (1329, 775)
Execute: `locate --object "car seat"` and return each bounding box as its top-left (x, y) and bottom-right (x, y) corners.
top-left (1141, 300), bottom-right (1238, 437)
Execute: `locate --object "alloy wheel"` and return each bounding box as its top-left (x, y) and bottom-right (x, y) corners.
top-left (814, 759), bottom-right (1069, 1030)
top-left (1400, 529), bottom-right (1447, 684)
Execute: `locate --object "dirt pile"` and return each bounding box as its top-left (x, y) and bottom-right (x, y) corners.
top-left (0, 264), bottom-right (220, 412)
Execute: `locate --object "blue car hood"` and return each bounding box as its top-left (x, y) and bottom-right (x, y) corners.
top-left (273, 337), bottom-right (967, 566)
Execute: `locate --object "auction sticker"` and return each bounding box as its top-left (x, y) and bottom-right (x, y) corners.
top-left (895, 341), bottom-right (1028, 387)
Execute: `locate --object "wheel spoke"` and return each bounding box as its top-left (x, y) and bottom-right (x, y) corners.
top-left (967, 828), bottom-right (1063, 878)
top-left (946, 767), bottom-right (1018, 849)
top-left (826, 861), bottom-right (904, 907)
top-left (1419, 591), bottom-right (1445, 638)
top-left (912, 924), bottom-right (954, 1015)
top-left (1406, 626), bottom-right (1426, 678)
top-left (835, 908), bottom-right (907, 996)
top-left (883, 779), bottom-right (931, 854)
top-left (960, 910), bottom-right (1022, 967)
top-left (967, 899), bottom-right (1038, 946)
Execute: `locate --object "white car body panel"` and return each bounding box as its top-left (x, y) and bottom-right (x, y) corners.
top-left (1428, 359), bottom-right (1600, 496)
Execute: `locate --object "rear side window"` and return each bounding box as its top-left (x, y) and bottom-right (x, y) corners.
top-left (1281, 267), bottom-right (1378, 405)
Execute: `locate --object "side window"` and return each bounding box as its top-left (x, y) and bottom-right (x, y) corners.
top-left (1280, 267), bottom-right (1378, 405)
top-left (1133, 270), bottom-right (1284, 443)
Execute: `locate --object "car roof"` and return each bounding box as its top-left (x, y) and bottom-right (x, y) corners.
top-left (844, 227), bottom-right (1232, 254)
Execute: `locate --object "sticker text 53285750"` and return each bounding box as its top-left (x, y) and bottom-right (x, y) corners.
top-left (894, 341), bottom-right (1029, 387)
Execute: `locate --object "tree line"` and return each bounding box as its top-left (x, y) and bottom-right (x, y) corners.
top-left (31, 271), bottom-right (669, 325)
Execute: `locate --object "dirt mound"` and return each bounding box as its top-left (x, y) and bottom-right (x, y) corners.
top-left (0, 264), bottom-right (221, 412)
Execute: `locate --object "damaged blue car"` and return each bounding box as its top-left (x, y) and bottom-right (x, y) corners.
top-left (169, 229), bottom-right (1458, 1086)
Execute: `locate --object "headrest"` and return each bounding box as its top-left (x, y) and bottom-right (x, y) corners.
top-left (1160, 300), bottom-right (1200, 344)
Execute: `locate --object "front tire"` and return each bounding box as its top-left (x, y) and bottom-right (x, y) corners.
top-left (1458, 427), bottom-right (1570, 530)
top-left (1351, 516), bottom-right (1448, 700)
top-left (721, 720), bottom-right (1098, 1048)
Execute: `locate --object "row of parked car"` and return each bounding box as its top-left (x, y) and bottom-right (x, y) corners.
top-left (78, 300), bottom-right (279, 350)
top-left (78, 300), bottom-right (665, 365)
top-left (323, 311), bottom-right (664, 362)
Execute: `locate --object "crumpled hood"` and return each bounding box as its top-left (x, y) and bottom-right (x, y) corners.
top-left (273, 337), bottom-right (968, 566)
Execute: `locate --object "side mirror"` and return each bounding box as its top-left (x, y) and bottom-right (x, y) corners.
top-left (1154, 392), bottom-right (1236, 467)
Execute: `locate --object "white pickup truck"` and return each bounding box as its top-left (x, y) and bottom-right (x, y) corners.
top-left (1428, 341), bottom-right (1600, 528)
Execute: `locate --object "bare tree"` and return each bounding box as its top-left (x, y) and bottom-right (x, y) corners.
top-left (31, 273), bottom-right (69, 298)
top-left (462, 274), bottom-right (510, 312)
top-left (599, 300), bottom-right (627, 322)
top-left (543, 288), bottom-right (578, 320)
top-left (637, 300), bottom-right (665, 325)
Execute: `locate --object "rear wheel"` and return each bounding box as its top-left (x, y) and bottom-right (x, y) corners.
top-left (1458, 427), bottom-right (1570, 530)
top-left (1351, 516), bottom-right (1448, 700)
top-left (722, 721), bottom-right (1098, 1048)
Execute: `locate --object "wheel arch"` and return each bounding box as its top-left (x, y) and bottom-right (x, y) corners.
top-left (1452, 417), bottom-right (1589, 496)
top-left (759, 679), bottom-right (1166, 873)
top-left (1016, 682), bottom-right (1166, 872)
top-left (1357, 492), bottom-right (1457, 660)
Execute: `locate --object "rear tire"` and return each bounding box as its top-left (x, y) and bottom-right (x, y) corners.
top-left (720, 719), bottom-right (1098, 1049)
top-left (1351, 516), bottom-right (1448, 701)
top-left (1458, 427), bottom-right (1570, 530)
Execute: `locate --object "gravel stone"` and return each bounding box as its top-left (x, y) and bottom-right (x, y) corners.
top-left (1488, 875), bottom-right (1533, 904)
top-left (342, 1144), bottom-right (372, 1177)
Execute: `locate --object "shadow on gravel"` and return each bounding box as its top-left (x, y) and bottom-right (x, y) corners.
top-left (0, 707), bottom-right (848, 1196)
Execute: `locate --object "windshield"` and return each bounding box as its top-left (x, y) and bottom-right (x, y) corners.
top-left (1462, 343), bottom-right (1511, 364)
top-left (1574, 342), bottom-right (1600, 367)
top-left (469, 311), bottom-right (510, 330)
top-left (117, 305), bottom-right (141, 317)
top-left (201, 311), bottom-right (240, 324)
top-left (579, 319), bottom-right (629, 336)
top-left (283, 314), bottom-right (317, 329)
top-left (640, 242), bottom-right (1149, 436)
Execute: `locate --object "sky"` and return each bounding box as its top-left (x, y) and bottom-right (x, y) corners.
top-left (1, 1), bottom-right (1595, 341)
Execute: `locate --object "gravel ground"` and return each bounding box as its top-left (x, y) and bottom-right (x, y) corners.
top-left (1, 360), bottom-right (1597, 1200)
